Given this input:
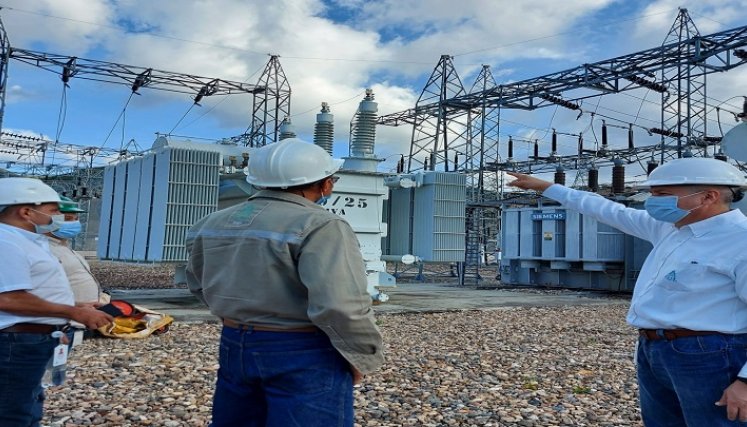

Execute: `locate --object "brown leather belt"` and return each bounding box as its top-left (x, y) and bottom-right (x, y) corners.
top-left (222, 319), bottom-right (318, 333)
top-left (639, 328), bottom-right (721, 341)
top-left (0, 323), bottom-right (68, 334)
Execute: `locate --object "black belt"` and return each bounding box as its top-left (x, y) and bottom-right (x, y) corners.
top-left (0, 323), bottom-right (69, 334)
top-left (639, 328), bottom-right (722, 341)
top-left (222, 319), bottom-right (318, 333)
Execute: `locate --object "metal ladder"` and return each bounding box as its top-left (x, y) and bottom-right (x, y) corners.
top-left (459, 206), bottom-right (483, 286)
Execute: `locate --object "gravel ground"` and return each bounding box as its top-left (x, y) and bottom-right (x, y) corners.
top-left (43, 305), bottom-right (640, 427)
top-left (89, 261), bottom-right (505, 290)
top-left (90, 262), bottom-right (183, 290)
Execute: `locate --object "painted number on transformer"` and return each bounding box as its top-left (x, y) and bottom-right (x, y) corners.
top-left (324, 196), bottom-right (368, 216)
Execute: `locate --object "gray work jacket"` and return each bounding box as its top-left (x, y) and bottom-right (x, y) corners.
top-left (185, 190), bottom-right (384, 374)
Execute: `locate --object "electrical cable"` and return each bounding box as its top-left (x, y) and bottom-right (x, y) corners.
top-left (163, 133), bottom-right (217, 142)
top-left (0, 4), bottom-right (687, 69)
top-left (631, 88), bottom-right (651, 125)
top-left (178, 63), bottom-right (266, 132)
top-left (435, 88), bottom-right (737, 167)
top-left (49, 83), bottom-right (68, 167)
top-left (619, 89), bottom-right (743, 122)
top-left (0, 5), bottom-right (436, 66)
top-left (168, 103), bottom-right (197, 135)
top-left (588, 114), bottom-right (599, 148)
top-left (687, 11), bottom-right (728, 27)
top-left (0, 5), bottom-right (268, 57)
top-left (291, 91), bottom-right (366, 118)
top-left (453, 8), bottom-right (678, 57)
top-left (531, 105), bottom-right (558, 142)
top-left (5, 5), bottom-right (743, 174)
top-left (54, 84), bottom-right (67, 143)
top-left (98, 91), bottom-right (135, 153)
top-left (120, 107), bottom-right (127, 151)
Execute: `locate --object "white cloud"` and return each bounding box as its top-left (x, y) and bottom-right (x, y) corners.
top-left (5, 85), bottom-right (35, 103)
top-left (2, 0), bottom-right (113, 54)
top-left (633, 0), bottom-right (747, 45)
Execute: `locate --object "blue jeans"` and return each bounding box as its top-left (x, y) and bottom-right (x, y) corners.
top-left (637, 333), bottom-right (747, 426)
top-left (0, 332), bottom-right (57, 427)
top-left (210, 326), bottom-right (353, 427)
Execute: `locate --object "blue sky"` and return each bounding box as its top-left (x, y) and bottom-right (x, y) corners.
top-left (1, 0), bottom-right (746, 180)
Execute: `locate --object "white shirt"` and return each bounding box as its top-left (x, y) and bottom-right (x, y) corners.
top-left (544, 185), bottom-right (747, 335)
top-left (0, 223), bottom-right (75, 329)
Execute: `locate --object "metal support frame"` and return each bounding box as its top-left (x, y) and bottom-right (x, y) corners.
top-left (8, 48), bottom-right (264, 97)
top-left (660, 8), bottom-right (708, 158)
top-left (0, 17), bottom-right (10, 136)
top-left (406, 55), bottom-right (470, 172)
top-left (380, 19), bottom-right (747, 164)
top-left (246, 55), bottom-right (291, 147)
top-left (0, 132), bottom-right (140, 173)
top-left (461, 66), bottom-right (501, 284)
top-left (380, 11), bottom-right (747, 282)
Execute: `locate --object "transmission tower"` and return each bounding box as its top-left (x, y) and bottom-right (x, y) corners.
top-left (0, 16), bottom-right (9, 135)
top-left (407, 55), bottom-right (470, 172)
top-left (467, 65), bottom-right (501, 199)
top-left (248, 55), bottom-right (291, 147)
top-left (461, 66), bottom-right (501, 285)
top-left (659, 8), bottom-right (707, 158)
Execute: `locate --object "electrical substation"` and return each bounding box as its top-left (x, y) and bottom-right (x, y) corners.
top-left (2, 8), bottom-right (747, 296)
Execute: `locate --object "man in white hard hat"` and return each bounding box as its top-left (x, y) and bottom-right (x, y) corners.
top-left (506, 157), bottom-right (747, 426)
top-left (186, 138), bottom-right (383, 427)
top-left (0, 177), bottom-right (112, 426)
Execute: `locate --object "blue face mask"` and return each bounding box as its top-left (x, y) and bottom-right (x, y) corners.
top-left (644, 191), bottom-right (704, 223)
top-left (29, 210), bottom-right (65, 234)
top-left (51, 220), bottom-right (82, 239)
top-left (316, 176), bottom-right (337, 205)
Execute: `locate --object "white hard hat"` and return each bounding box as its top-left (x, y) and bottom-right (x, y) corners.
top-left (642, 157), bottom-right (746, 188)
top-left (0, 177), bottom-right (61, 206)
top-left (245, 138), bottom-right (344, 188)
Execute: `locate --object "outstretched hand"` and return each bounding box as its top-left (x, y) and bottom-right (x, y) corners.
top-left (504, 171), bottom-right (553, 193)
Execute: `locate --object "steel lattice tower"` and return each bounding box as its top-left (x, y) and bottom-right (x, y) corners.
top-left (467, 65), bottom-right (501, 200)
top-left (0, 17), bottom-right (10, 136)
top-left (461, 66), bottom-right (501, 285)
top-left (248, 55), bottom-right (291, 147)
top-left (660, 8), bottom-right (707, 158)
top-left (407, 55), bottom-right (469, 172)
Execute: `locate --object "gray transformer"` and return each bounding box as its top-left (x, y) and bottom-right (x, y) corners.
top-left (499, 205), bottom-right (652, 291)
top-left (98, 147), bottom-right (221, 262)
top-left (386, 171), bottom-right (466, 263)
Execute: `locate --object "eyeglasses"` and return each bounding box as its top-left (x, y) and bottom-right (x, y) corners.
top-left (329, 176), bottom-right (340, 183)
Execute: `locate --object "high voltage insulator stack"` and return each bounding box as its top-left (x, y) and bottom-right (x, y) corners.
top-left (612, 159), bottom-right (626, 194)
top-left (278, 117), bottom-right (296, 140)
top-left (350, 89), bottom-right (378, 160)
top-left (344, 89), bottom-right (382, 173)
top-left (313, 102), bottom-right (334, 155)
